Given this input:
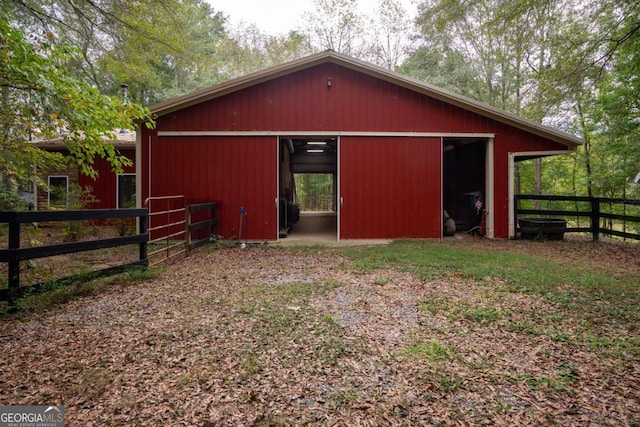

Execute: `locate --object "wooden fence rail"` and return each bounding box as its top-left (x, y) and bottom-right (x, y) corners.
top-left (0, 208), bottom-right (149, 306)
top-left (187, 202), bottom-right (218, 251)
top-left (1, 202), bottom-right (218, 308)
top-left (515, 195), bottom-right (640, 242)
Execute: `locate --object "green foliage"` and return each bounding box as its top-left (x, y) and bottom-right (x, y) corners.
top-left (301, 0), bottom-right (367, 57)
top-left (93, 0), bottom-right (229, 104)
top-left (0, 17), bottom-right (154, 193)
top-left (398, 46), bottom-right (485, 99)
top-left (219, 27), bottom-right (311, 79)
top-left (295, 173), bottom-right (334, 211)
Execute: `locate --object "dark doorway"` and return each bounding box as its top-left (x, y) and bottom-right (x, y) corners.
top-left (443, 138), bottom-right (487, 234)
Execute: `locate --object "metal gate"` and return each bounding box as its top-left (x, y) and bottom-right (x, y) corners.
top-left (145, 196), bottom-right (218, 266)
top-left (145, 195), bottom-right (187, 266)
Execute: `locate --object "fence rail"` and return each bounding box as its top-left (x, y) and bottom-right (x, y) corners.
top-left (296, 195), bottom-right (335, 212)
top-left (0, 208), bottom-right (149, 305)
top-left (514, 194), bottom-right (640, 242)
top-left (1, 201), bottom-right (218, 307)
top-left (187, 202), bottom-right (218, 251)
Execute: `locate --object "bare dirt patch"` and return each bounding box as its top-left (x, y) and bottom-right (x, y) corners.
top-left (0, 239), bottom-right (638, 425)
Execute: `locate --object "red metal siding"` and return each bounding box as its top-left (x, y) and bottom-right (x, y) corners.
top-left (143, 136), bottom-right (277, 240)
top-left (78, 149), bottom-right (135, 209)
top-left (340, 137), bottom-right (442, 239)
top-left (144, 61), bottom-right (575, 240)
top-left (156, 63), bottom-right (565, 139)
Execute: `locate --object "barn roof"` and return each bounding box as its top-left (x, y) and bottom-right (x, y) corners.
top-left (150, 50), bottom-right (583, 148)
top-left (33, 130), bottom-right (136, 149)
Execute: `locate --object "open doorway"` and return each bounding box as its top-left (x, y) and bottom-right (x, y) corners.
top-left (279, 137), bottom-right (338, 241)
top-left (442, 138), bottom-right (487, 236)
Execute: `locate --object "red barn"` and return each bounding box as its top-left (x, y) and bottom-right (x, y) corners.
top-left (137, 51), bottom-right (582, 241)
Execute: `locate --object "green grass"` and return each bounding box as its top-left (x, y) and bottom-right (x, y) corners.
top-left (343, 239), bottom-right (640, 360)
top-left (398, 340), bottom-right (457, 363)
top-left (344, 240), bottom-right (640, 325)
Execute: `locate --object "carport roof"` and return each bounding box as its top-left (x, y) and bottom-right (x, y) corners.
top-left (149, 50), bottom-right (583, 148)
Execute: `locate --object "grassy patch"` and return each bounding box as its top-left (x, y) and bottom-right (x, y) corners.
top-left (398, 340), bottom-right (456, 363)
top-left (464, 307), bottom-right (504, 324)
top-left (344, 240), bottom-right (640, 361)
top-left (515, 373), bottom-right (576, 395)
top-left (344, 240), bottom-right (640, 325)
top-left (418, 295), bottom-right (457, 316)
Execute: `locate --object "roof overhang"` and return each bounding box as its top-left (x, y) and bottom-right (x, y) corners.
top-left (33, 130), bottom-right (137, 150)
top-left (149, 50), bottom-right (583, 149)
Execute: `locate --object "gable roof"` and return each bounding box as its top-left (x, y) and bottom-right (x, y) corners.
top-left (150, 50), bottom-right (583, 148)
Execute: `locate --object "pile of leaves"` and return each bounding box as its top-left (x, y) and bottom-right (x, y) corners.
top-left (0, 238), bottom-right (638, 425)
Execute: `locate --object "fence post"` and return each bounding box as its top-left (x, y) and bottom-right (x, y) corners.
top-left (139, 213), bottom-right (148, 264)
top-left (210, 204), bottom-right (217, 238)
top-left (591, 198), bottom-right (600, 241)
top-left (513, 195), bottom-right (519, 238)
top-left (186, 206), bottom-right (192, 255)
top-left (8, 220), bottom-right (20, 308)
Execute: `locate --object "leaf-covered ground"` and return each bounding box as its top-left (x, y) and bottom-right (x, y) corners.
top-left (1, 238), bottom-right (638, 426)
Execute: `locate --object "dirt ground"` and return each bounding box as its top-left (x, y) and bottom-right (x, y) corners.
top-left (0, 236), bottom-right (638, 426)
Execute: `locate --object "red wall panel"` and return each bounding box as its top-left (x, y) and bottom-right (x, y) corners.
top-left (78, 149), bottom-right (135, 209)
top-left (144, 136), bottom-right (277, 240)
top-left (340, 137), bottom-right (442, 239)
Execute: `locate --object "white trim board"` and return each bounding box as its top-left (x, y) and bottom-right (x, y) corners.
top-left (157, 131), bottom-right (495, 139)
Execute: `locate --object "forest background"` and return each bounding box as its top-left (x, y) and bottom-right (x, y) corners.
top-left (1, 0), bottom-right (639, 209)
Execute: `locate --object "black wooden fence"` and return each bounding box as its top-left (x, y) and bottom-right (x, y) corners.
top-left (0, 209), bottom-right (149, 305)
top-left (515, 195), bottom-right (640, 241)
top-left (1, 203), bottom-right (218, 307)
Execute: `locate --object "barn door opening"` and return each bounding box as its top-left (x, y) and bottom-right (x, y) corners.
top-left (442, 138), bottom-right (488, 237)
top-left (278, 137), bottom-right (338, 241)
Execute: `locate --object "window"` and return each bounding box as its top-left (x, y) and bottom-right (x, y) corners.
top-left (48, 176), bottom-right (68, 207)
top-left (117, 174), bottom-right (136, 208)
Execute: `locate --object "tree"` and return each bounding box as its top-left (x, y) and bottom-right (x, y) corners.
top-left (94, 0), bottom-right (229, 104)
top-left (301, 0), bottom-right (370, 58)
top-left (398, 46), bottom-right (485, 98)
top-left (0, 17), bottom-right (153, 208)
top-left (218, 25), bottom-right (311, 78)
top-left (7, 0), bottom-right (230, 104)
top-left (371, 0), bottom-right (413, 69)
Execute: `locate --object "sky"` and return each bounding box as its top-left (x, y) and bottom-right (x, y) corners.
top-left (208, 0), bottom-right (418, 35)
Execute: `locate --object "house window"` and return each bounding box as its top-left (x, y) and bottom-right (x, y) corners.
top-left (48, 175), bottom-right (68, 207)
top-left (117, 174), bottom-right (136, 208)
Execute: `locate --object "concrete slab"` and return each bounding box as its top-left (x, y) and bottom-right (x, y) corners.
top-left (274, 212), bottom-right (392, 247)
